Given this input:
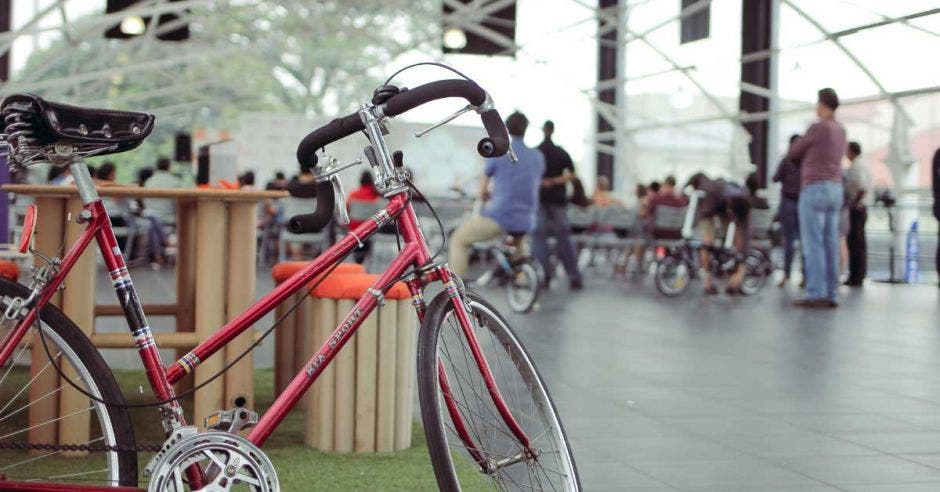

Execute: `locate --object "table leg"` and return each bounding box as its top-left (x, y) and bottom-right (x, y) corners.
top-left (194, 201), bottom-right (227, 428)
top-left (224, 202), bottom-right (257, 412)
top-left (58, 199), bottom-right (97, 454)
top-left (27, 197), bottom-right (65, 448)
top-left (175, 200), bottom-right (197, 395)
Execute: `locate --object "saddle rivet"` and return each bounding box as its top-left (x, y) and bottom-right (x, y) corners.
top-left (78, 124), bottom-right (88, 135)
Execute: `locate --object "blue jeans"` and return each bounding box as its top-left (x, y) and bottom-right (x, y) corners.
top-left (778, 196), bottom-right (800, 278)
top-left (799, 181), bottom-right (843, 301)
top-left (531, 204), bottom-right (582, 283)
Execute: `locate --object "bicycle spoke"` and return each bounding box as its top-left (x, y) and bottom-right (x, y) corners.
top-left (0, 404), bottom-right (95, 440)
top-left (43, 468), bottom-right (110, 481)
top-left (0, 336), bottom-right (31, 389)
top-left (0, 352), bottom-right (62, 418)
top-left (0, 382), bottom-right (68, 424)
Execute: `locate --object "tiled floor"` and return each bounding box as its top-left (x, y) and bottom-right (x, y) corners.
top-left (96, 265), bottom-right (940, 491)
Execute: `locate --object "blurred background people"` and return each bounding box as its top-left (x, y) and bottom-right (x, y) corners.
top-left (533, 120), bottom-right (584, 290)
top-left (844, 141), bottom-right (868, 287)
top-left (789, 88), bottom-right (846, 308)
top-left (773, 134), bottom-right (803, 287)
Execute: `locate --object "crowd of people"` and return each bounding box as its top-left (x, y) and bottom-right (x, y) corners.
top-left (28, 85), bottom-right (935, 298)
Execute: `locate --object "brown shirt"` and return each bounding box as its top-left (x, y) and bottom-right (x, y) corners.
top-left (788, 118), bottom-right (846, 187)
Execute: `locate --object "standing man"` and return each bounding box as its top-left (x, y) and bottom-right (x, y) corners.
top-left (532, 121), bottom-right (584, 290)
top-left (789, 88), bottom-right (847, 308)
top-left (449, 111), bottom-right (544, 277)
top-left (844, 141), bottom-right (869, 286)
top-left (773, 134), bottom-right (803, 287)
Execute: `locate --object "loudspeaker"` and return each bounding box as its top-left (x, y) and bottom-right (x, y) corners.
top-left (196, 146), bottom-right (210, 185)
top-left (174, 132), bottom-right (192, 162)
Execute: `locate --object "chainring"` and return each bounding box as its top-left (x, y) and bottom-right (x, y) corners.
top-left (145, 427), bottom-right (279, 492)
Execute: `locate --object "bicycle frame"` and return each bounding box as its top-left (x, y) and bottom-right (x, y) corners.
top-left (0, 160), bottom-right (533, 490)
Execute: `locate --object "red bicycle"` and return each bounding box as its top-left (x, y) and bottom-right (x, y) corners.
top-left (0, 71), bottom-right (579, 491)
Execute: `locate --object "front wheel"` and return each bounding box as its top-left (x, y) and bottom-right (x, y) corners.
top-left (505, 260), bottom-right (539, 314)
top-left (417, 291), bottom-right (580, 491)
top-left (740, 250), bottom-right (770, 295)
top-left (654, 252), bottom-right (692, 296)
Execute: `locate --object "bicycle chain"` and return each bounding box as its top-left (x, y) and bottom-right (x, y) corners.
top-left (0, 441), bottom-right (162, 453)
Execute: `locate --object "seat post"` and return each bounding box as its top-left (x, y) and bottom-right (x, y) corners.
top-left (69, 158), bottom-right (100, 205)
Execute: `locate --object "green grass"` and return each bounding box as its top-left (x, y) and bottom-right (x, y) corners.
top-left (1, 367), bottom-right (490, 490)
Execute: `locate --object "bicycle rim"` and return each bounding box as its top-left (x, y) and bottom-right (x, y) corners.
top-left (0, 283), bottom-right (136, 486)
top-left (505, 263), bottom-right (538, 314)
top-left (655, 255), bottom-right (690, 296)
top-left (418, 291), bottom-right (579, 491)
top-left (741, 252), bottom-right (768, 295)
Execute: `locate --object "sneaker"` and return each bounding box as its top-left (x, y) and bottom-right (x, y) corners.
top-left (703, 285), bottom-right (719, 296)
top-left (569, 278), bottom-right (584, 291)
top-left (777, 277), bottom-right (789, 288)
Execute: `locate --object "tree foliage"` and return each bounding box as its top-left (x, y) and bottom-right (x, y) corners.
top-left (4, 0), bottom-right (436, 178)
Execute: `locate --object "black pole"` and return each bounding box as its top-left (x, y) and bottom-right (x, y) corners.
top-left (596, 0), bottom-right (618, 187)
top-left (740, 0), bottom-right (772, 186)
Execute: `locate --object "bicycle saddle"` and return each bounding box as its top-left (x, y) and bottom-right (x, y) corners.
top-left (1, 93), bottom-right (154, 155)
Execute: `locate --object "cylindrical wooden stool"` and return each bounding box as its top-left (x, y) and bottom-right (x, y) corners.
top-left (270, 263), bottom-right (416, 453)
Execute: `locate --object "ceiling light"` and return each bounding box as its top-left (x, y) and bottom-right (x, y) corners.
top-left (443, 28), bottom-right (468, 50)
top-left (120, 16), bottom-right (146, 36)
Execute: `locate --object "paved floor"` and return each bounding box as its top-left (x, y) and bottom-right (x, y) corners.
top-left (96, 265), bottom-right (940, 491)
top-left (494, 275), bottom-right (940, 491)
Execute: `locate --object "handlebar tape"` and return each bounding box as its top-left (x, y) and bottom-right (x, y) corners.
top-left (287, 181), bottom-right (336, 234)
top-left (296, 113), bottom-right (365, 167)
top-left (381, 79), bottom-right (487, 116)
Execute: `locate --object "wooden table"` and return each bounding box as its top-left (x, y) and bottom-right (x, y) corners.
top-left (2, 184), bottom-right (286, 447)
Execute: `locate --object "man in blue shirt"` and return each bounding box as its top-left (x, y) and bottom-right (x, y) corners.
top-left (449, 111), bottom-right (545, 276)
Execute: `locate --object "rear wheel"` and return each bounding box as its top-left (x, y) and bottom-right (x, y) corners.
top-left (417, 291), bottom-right (580, 491)
top-left (505, 261), bottom-right (539, 314)
top-left (0, 278), bottom-right (137, 486)
top-left (654, 252), bottom-right (692, 296)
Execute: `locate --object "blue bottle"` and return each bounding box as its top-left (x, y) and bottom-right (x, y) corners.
top-left (905, 220), bottom-right (919, 283)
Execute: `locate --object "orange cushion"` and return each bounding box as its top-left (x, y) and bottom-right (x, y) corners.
top-left (272, 261), bottom-right (365, 283)
top-left (0, 261), bottom-right (19, 282)
top-left (310, 273), bottom-right (410, 300)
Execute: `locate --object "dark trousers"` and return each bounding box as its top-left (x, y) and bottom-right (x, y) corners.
top-left (778, 196), bottom-right (800, 278)
top-left (846, 206), bottom-right (867, 284)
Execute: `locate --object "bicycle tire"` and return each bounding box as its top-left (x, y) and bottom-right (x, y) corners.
top-left (740, 250), bottom-right (770, 295)
top-left (654, 252), bottom-right (691, 296)
top-left (417, 290), bottom-right (580, 491)
top-left (505, 261), bottom-right (539, 314)
top-left (0, 277), bottom-right (138, 486)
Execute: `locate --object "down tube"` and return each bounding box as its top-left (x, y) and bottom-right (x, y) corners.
top-left (247, 243), bottom-right (422, 445)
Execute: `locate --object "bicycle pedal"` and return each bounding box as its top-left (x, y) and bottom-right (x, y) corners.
top-left (205, 408), bottom-right (259, 433)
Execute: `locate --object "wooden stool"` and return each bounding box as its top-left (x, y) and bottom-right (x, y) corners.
top-left (271, 263), bottom-right (416, 453)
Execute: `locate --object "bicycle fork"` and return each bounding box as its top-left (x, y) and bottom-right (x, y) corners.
top-left (406, 266), bottom-right (535, 474)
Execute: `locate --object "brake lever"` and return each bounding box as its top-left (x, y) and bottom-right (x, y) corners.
top-left (314, 155), bottom-right (363, 183)
top-left (414, 104), bottom-right (476, 138)
top-left (330, 174), bottom-right (350, 226)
